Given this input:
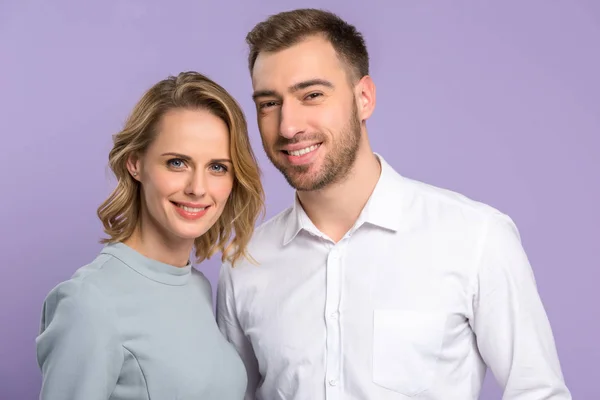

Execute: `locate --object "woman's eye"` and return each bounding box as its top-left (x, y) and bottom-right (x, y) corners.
top-left (211, 164), bottom-right (228, 173)
top-left (167, 158), bottom-right (186, 169)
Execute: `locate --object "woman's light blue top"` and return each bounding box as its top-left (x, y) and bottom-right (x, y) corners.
top-left (36, 242), bottom-right (246, 400)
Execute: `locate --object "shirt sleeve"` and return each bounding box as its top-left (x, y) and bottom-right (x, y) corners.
top-left (470, 213), bottom-right (571, 399)
top-left (216, 263), bottom-right (260, 400)
top-left (36, 279), bottom-right (123, 400)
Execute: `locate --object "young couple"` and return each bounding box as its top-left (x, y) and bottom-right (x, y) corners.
top-left (36, 8), bottom-right (571, 400)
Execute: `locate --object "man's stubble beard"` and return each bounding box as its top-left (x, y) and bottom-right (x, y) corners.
top-left (262, 103), bottom-right (362, 192)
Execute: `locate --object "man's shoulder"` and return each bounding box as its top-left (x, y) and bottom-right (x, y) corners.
top-left (402, 175), bottom-right (510, 226)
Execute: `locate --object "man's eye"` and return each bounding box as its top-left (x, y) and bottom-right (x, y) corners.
top-left (260, 101), bottom-right (278, 109)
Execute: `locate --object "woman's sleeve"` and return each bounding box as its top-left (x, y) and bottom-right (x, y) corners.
top-left (36, 279), bottom-right (123, 400)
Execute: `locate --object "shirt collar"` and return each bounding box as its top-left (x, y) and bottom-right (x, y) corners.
top-left (358, 154), bottom-right (408, 232)
top-left (282, 153), bottom-right (409, 245)
top-left (282, 193), bottom-right (319, 246)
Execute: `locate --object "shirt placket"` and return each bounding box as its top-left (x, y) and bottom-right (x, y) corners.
top-left (324, 241), bottom-right (344, 400)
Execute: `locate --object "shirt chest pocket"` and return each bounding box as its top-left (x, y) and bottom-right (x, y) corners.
top-left (372, 309), bottom-right (446, 396)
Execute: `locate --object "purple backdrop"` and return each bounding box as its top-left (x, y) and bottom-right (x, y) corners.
top-left (1, 1), bottom-right (598, 398)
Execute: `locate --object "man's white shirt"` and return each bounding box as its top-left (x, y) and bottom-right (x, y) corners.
top-left (216, 154), bottom-right (570, 400)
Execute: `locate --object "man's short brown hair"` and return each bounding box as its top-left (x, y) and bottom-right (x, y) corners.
top-left (246, 8), bottom-right (369, 81)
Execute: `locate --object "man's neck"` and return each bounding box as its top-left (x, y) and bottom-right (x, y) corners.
top-left (297, 140), bottom-right (381, 243)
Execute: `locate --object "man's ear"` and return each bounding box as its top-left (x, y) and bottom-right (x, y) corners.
top-left (355, 75), bottom-right (376, 122)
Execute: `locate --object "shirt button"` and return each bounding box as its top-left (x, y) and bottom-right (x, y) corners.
top-left (329, 379), bottom-right (337, 386)
top-left (330, 312), bottom-right (338, 319)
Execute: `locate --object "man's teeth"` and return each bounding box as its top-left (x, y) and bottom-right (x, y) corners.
top-left (288, 144), bottom-right (319, 157)
top-left (177, 204), bottom-right (206, 212)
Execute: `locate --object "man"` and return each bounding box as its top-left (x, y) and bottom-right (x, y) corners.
top-left (216, 8), bottom-right (571, 400)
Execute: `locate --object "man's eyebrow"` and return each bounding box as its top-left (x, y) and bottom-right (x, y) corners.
top-left (252, 89), bottom-right (278, 100)
top-left (289, 79), bottom-right (334, 92)
top-left (252, 79), bottom-right (334, 100)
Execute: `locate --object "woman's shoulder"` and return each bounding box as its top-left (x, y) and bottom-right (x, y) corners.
top-left (190, 267), bottom-right (212, 291)
top-left (36, 254), bottom-right (124, 383)
top-left (188, 267), bottom-right (215, 305)
top-left (41, 252), bottom-right (121, 319)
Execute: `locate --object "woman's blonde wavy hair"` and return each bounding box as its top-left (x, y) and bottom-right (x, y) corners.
top-left (97, 71), bottom-right (265, 266)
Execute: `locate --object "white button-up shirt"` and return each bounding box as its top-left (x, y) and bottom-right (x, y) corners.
top-left (216, 155), bottom-right (570, 400)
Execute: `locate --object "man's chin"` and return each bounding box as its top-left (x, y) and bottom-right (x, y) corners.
top-left (272, 157), bottom-right (326, 190)
top-left (283, 171), bottom-right (323, 191)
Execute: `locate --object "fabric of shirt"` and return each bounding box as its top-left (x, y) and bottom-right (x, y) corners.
top-left (37, 242), bottom-right (247, 400)
top-left (216, 154), bottom-right (570, 400)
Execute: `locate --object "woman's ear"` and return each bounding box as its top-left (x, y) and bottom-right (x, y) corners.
top-left (126, 153), bottom-right (141, 181)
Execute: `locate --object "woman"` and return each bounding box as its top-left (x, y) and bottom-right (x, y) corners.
top-left (36, 71), bottom-right (264, 399)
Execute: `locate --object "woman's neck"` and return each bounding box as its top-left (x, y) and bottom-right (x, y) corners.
top-left (124, 219), bottom-right (193, 268)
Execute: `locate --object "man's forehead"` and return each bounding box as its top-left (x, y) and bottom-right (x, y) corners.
top-left (251, 36), bottom-right (343, 90)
